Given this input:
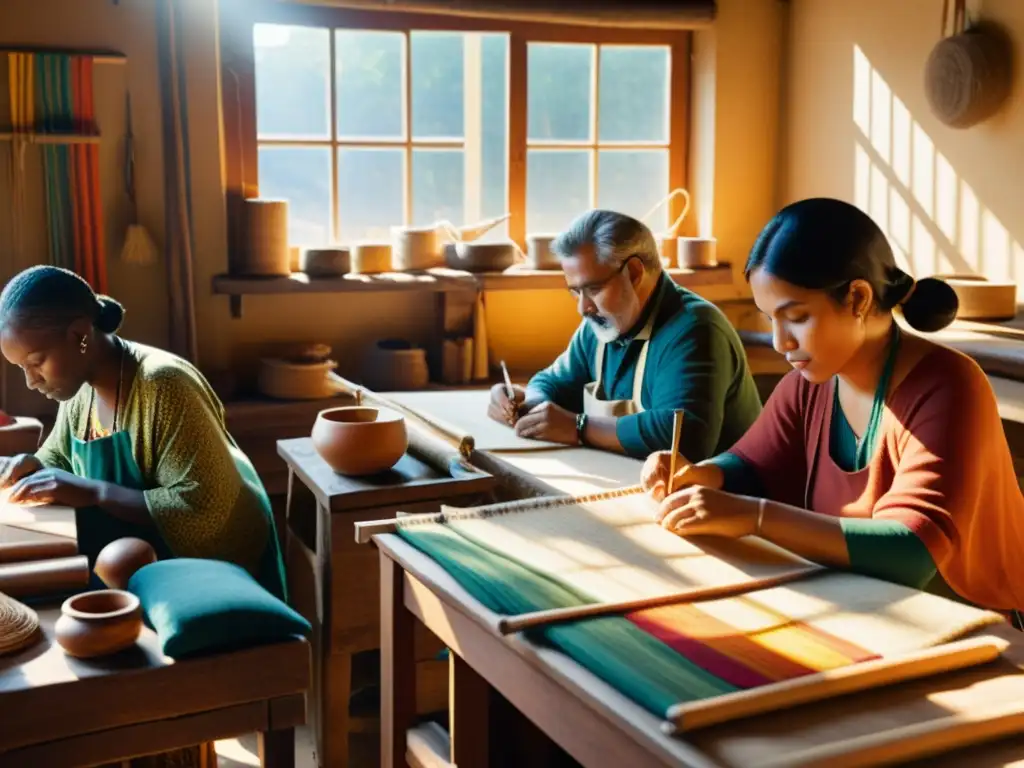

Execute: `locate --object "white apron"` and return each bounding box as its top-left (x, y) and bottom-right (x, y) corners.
top-left (581, 289), bottom-right (665, 418)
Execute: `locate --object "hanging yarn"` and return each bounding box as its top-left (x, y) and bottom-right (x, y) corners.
top-left (5, 52), bottom-right (108, 293)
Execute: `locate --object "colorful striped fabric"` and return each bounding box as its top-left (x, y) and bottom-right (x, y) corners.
top-left (397, 521), bottom-right (881, 719)
top-left (8, 52), bottom-right (107, 293)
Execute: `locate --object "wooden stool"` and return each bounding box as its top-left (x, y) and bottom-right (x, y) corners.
top-left (278, 437), bottom-right (494, 768)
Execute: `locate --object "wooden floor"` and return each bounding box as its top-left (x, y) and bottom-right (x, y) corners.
top-left (215, 726), bottom-right (379, 768)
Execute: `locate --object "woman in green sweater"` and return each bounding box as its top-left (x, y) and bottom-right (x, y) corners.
top-left (0, 266), bottom-right (286, 601)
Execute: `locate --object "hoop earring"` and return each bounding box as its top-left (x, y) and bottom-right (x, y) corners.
top-left (79, 336), bottom-right (88, 354)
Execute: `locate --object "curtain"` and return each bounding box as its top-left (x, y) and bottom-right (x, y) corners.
top-left (293, 0), bottom-right (716, 29)
top-left (156, 0), bottom-right (199, 363)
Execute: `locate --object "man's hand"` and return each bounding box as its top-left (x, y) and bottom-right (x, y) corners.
top-left (5, 468), bottom-right (101, 508)
top-left (514, 401), bottom-right (579, 445)
top-left (487, 383), bottom-right (526, 426)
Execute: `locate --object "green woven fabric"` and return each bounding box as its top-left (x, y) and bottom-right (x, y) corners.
top-left (398, 523), bottom-right (736, 718)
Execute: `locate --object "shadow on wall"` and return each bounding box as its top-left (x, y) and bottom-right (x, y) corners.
top-left (851, 44), bottom-right (1023, 290)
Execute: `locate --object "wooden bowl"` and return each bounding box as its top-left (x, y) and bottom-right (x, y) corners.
top-left (94, 538), bottom-right (158, 590)
top-left (54, 589), bottom-right (143, 658)
top-left (444, 241), bottom-right (518, 272)
top-left (311, 406), bottom-right (408, 476)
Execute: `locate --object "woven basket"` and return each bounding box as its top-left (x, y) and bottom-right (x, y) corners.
top-left (924, 7), bottom-right (1012, 129)
top-left (238, 198), bottom-right (291, 276)
top-left (0, 590), bottom-right (41, 656)
top-left (258, 357), bottom-right (338, 400)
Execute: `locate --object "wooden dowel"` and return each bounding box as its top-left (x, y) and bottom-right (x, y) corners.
top-left (667, 409), bottom-right (684, 495)
top-left (758, 694), bottom-right (1024, 768)
top-left (354, 511), bottom-right (449, 545)
top-left (0, 132), bottom-right (101, 144)
top-left (664, 635), bottom-right (1009, 736)
top-left (496, 564), bottom-right (823, 635)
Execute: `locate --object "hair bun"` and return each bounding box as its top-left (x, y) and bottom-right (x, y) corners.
top-left (95, 295), bottom-right (126, 334)
top-left (898, 276), bottom-right (959, 333)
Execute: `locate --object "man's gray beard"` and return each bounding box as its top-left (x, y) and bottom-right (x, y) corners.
top-left (586, 316), bottom-right (621, 343)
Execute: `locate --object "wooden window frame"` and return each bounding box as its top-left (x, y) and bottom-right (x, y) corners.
top-left (219, 0), bottom-right (691, 266)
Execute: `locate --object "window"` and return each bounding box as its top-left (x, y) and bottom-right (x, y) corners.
top-left (222, 3), bottom-right (689, 254)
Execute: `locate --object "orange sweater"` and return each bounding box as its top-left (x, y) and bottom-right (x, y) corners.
top-left (727, 344), bottom-right (1024, 613)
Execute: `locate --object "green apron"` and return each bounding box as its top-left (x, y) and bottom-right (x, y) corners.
top-left (70, 430), bottom-right (288, 603)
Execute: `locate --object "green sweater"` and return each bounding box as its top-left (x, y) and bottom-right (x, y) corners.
top-left (526, 273), bottom-right (763, 460)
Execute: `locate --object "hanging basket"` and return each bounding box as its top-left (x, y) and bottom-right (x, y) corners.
top-left (924, 1), bottom-right (1013, 129)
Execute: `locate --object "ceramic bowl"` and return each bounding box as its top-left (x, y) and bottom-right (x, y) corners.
top-left (311, 406), bottom-right (408, 476)
top-left (54, 589), bottom-right (143, 659)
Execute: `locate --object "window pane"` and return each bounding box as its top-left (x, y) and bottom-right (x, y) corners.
top-left (527, 150), bottom-right (591, 235)
top-left (598, 46), bottom-right (670, 143)
top-left (336, 30), bottom-right (404, 139)
top-left (338, 148), bottom-right (405, 243)
top-left (412, 149), bottom-right (464, 227)
top-left (258, 146), bottom-right (332, 245)
top-left (480, 34), bottom-right (509, 239)
top-left (411, 32), bottom-right (463, 140)
top-left (597, 150), bottom-right (670, 231)
top-left (528, 43), bottom-right (593, 142)
top-left (254, 25), bottom-right (330, 139)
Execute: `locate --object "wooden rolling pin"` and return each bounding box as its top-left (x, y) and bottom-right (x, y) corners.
top-left (0, 555), bottom-right (90, 598)
top-left (0, 538), bottom-right (78, 565)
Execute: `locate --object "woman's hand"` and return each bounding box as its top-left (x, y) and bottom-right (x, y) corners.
top-left (657, 485), bottom-right (760, 539)
top-left (5, 468), bottom-right (100, 508)
top-left (641, 451), bottom-right (724, 502)
top-left (487, 383), bottom-right (526, 425)
top-left (0, 453), bottom-right (43, 490)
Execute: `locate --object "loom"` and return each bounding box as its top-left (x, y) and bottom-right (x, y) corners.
top-left (358, 485), bottom-right (1008, 734)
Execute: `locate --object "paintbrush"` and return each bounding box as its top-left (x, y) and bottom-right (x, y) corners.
top-left (500, 360), bottom-right (518, 423)
top-left (667, 409), bottom-right (685, 495)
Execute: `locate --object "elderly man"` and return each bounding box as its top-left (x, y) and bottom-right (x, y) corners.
top-left (487, 209), bottom-right (762, 461)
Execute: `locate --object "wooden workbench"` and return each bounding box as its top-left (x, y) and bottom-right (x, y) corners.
top-left (377, 528), bottom-right (1024, 768)
top-left (0, 595), bottom-right (309, 768)
top-left (361, 429), bottom-right (1024, 767)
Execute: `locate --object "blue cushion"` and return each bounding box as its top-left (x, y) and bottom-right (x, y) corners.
top-left (127, 558), bottom-right (311, 658)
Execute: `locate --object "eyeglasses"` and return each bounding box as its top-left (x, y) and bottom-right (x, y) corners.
top-left (567, 255), bottom-right (640, 302)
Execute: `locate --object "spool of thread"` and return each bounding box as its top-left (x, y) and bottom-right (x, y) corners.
top-left (352, 242), bottom-right (393, 274)
top-left (676, 237), bottom-right (718, 269)
top-left (240, 198), bottom-right (291, 276)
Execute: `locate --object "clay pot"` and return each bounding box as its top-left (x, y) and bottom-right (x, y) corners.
top-left (54, 589), bottom-right (143, 658)
top-left (94, 538), bottom-right (158, 590)
top-left (311, 406), bottom-right (408, 476)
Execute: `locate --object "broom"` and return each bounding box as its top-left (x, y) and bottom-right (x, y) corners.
top-left (119, 91), bottom-right (158, 265)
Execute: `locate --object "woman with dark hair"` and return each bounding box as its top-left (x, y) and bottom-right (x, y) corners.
top-left (0, 265), bottom-right (286, 601)
top-left (641, 197), bottom-right (1024, 622)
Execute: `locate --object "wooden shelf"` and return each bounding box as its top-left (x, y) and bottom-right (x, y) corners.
top-left (212, 269), bottom-right (479, 317)
top-left (212, 263), bottom-right (735, 318)
top-left (477, 264), bottom-right (733, 291)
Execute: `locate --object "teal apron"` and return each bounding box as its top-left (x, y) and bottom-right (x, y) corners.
top-left (70, 430), bottom-right (288, 603)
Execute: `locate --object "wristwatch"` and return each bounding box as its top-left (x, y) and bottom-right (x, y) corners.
top-left (575, 413), bottom-right (588, 445)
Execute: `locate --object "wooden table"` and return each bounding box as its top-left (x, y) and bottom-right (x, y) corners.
top-left (277, 437), bottom-right (497, 768)
top-left (376, 530), bottom-right (1024, 768)
top-left (0, 603), bottom-right (309, 767)
top-left (355, 439), bottom-right (1024, 768)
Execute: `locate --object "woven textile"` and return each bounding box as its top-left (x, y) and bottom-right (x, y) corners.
top-left (397, 490), bottom-right (1004, 720)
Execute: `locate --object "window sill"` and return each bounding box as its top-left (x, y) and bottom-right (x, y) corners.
top-left (212, 263), bottom-right (733, 318)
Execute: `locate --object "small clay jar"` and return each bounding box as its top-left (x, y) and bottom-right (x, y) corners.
top-left (311, 406), bottom-right (408, 476)
top-left (54, 589), bottom-right (143, 659)
top-left (94, 537), bottom-right (158, 590)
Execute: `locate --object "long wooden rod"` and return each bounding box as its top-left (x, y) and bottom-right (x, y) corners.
top-left (496, 565), bottom-right (823, 635)
top-left (666, 635), bottom-right (1009, 736)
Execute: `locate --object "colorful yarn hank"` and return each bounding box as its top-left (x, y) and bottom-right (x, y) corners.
top-left (27, 53), bottom-right (107, 293)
